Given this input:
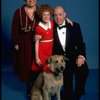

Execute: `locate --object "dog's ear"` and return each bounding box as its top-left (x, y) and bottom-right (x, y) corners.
top-left (45, 56), bottom-right (52, 64)
top-left (63, 56), bottom-right (69, 61)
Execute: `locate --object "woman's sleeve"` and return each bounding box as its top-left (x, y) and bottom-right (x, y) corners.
top-left (11, 9), bottom-right (20, 45)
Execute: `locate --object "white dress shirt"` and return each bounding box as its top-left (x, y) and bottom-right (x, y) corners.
top-left (57, 21), bottom-right (66, 51)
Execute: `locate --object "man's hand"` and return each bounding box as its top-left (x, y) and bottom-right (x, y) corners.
top-left (76, 56), bottom-right (85, 67)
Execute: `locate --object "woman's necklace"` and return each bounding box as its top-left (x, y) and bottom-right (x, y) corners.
top-left (25, 6), bottom-right (36, 21)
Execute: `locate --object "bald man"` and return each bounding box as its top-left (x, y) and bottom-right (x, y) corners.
top-left (52, 6), bottom-right (89, 100)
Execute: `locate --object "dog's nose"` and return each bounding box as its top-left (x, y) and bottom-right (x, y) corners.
top-left (60, 66), bottom-right (64, 70)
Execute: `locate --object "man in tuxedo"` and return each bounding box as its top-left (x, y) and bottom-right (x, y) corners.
top-left (52, 6), bottom-right (89, 100)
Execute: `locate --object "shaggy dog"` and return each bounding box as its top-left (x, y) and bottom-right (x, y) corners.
top-left (31, 55), bottom-right (67, 100)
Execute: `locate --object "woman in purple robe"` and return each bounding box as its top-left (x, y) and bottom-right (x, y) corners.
top-left (11, 0), bottom-right (38, 93)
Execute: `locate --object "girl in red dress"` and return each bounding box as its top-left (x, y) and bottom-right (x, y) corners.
top-left (31, 4), bottom-right (54, 87)
top-left (32, 4), bottom-right (54, 72)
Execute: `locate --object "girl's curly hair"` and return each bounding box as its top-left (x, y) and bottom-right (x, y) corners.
top-left (36, 4), bottom-right (53, 19)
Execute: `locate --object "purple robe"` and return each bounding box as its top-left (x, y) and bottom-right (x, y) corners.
top-left (12, 4), bottom-right (38, 83)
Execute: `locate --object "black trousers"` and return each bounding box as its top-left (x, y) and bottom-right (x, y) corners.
top-left (63, 61), bottom-right (89, 100)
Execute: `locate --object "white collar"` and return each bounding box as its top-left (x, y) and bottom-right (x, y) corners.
top-left (38, 21), bottom-right (51, 30)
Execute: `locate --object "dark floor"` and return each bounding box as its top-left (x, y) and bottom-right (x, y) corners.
top-left (1, 65), bottom-right (99, 100)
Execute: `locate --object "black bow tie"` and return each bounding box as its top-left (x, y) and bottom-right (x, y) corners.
top-left (58, 25), bottom-right (66, 30)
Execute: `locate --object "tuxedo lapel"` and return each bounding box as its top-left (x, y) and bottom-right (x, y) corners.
top-left (65, 22), bottom-right (70, 51)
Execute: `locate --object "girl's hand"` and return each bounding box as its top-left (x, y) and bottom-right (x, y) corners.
top-left (66, 18), bottom-right (73, 26)
top-left (36, 57), bottom-right (42, 66)
top-left (43, 64), bottom-right (51, 73)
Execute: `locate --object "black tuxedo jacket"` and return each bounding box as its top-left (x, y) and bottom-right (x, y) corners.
top-left (52, 21), bottom-right (86, 61)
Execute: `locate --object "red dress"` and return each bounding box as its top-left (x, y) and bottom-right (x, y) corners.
top-left (32, 20), bottom-right (54, 71)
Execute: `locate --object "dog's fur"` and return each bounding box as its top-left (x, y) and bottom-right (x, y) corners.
top-left (31, 55), bottom-right (66, 100)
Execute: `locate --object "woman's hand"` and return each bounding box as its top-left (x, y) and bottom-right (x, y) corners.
top-left (15, 44), bottom-right (19, 50)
